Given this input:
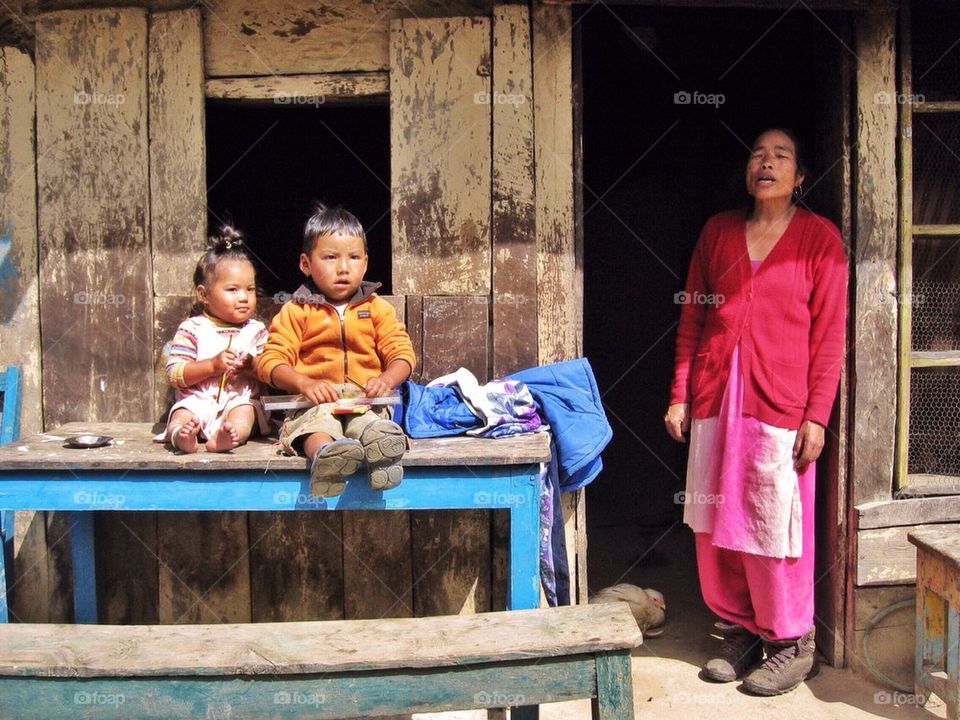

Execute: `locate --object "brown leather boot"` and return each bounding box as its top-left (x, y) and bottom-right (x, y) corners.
top-left (742, 626), bottom-right (818, 695)
top-left (702, 624), bottom-right (763, 682)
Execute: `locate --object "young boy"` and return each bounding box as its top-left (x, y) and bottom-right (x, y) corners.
top-left (257, 204), bottom-right (416, 497)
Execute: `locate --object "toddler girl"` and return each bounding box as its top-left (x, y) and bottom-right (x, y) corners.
top-left (158, 226), bottom-right (269, 452)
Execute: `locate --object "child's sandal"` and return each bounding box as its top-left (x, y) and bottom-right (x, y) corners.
top-left (359, 420), bottom-right (405, 491)
top-left (309, 439), bottom-right (364, 497)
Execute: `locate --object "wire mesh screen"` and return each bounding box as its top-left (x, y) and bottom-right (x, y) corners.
top-left (912, 235), bottom-right (960, 351)
top-left (912, 0), bottom-right (960, 102)
top-left (913, 115), bottom-right (960, 225)
top-left (908, 366), bottom-right (960, 476)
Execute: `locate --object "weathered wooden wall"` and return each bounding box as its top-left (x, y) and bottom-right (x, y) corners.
top-left (2, 0), bottom-right (592, 624)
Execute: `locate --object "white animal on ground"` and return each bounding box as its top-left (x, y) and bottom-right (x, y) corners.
top-left (589, 583), bottom-right (666, 637)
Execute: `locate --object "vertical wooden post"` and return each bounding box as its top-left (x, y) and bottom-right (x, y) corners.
top-left (492, 3), bottom-right (537, 379)
top-left (0, 47), bottom-right (40, 436)
top-left (532, 2), bottom-right (580, 364)
top-left (850, 9), bottom-right (898, 507)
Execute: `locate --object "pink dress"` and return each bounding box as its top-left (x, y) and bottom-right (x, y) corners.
top-left (684, 259), bottom-right (816, 639)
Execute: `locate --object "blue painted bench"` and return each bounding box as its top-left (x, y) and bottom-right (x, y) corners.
top-left (0, 421), bottom-right (548, 623)
top-left (0, 603), bottom-right (642, 719)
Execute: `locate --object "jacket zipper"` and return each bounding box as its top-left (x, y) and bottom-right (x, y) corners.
top-left (339, 310), bottom-right (348, 383)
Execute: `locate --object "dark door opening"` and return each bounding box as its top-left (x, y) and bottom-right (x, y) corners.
top-left (580, 4), bottom-right (848, 622)
top-left (205, 102), bottom-right (391, 306)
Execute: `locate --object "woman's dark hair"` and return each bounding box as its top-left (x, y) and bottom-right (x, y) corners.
top-left (762, 127), bottom-right (808, 179)
top-left (303, 203), bottom-right (367, 254)
top-left (191, 225), bottom-right (254, 314)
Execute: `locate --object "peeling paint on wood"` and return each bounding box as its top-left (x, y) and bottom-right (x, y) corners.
top-left (533, 3), bottom-right (581, 363)
top-left (0, 47), bottom-right (41, 436)
top-left (35, 9), bottom-right (154, 426)
top-left (851, 10), bottom-right (898, 505)
top-left (149, 8), bottom-right (206, 298)
top-left (492, 4), bottom-right (537, 377)
top-left (391, 16), bottom-right (492, 296)
top-left (203, 0), bottom-right (494, 77)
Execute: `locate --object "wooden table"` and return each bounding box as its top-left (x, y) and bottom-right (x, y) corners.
top-left (0, 422), bottom-right (550, 623)
top-left (909, 526), bottom-right (960, 719)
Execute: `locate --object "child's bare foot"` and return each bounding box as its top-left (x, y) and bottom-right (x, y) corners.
top-left (206, 421), bottom-right (240, 452)
top-left (170, 419), bottom-right (200, 454)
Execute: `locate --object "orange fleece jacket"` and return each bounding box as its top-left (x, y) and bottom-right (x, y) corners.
top-left (256, 281), bottom-right (416, 388)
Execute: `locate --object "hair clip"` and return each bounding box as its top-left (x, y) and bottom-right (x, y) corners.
top-left (225, 240), bottom-right (232, 249)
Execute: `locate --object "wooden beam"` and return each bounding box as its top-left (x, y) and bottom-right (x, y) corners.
top-left (856, 522), bottom-right (957, 586)
top-left (533, 2), bottom-right (581, 363)
top-left (36, 8), bottom-right (154, 426)
top-left (205, 73), bottom-right (389, 103)
top-left (492, 4), bottom-right (538, 377)
top-left (202, 0), bottom-right (496, 77)
top-left (541, 0), bottom-right (896, 6)
top-left (390, 16), bottom-right (493, 296)
top-left (0, 47), bottom-right (40, 436)
top-left (850, 8), bottom-right (898, 505)
top-left (149, 7), bottom-right (206, 299)
top-left (857, 497), bottom-right (960, 529)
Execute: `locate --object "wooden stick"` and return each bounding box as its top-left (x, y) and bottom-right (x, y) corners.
top-left (216, 334), bottom-right (233, 403)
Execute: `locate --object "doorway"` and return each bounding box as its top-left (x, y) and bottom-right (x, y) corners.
top-left (580, 3), bottom-right (849, 657)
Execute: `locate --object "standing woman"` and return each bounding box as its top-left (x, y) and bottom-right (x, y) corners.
top-left (665, 128), bottom-right (847, 695)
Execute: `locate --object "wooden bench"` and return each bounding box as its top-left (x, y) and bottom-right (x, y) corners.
top-left (0, 422), bottom-right (550, 623)
top-left (909, 526), bottom-right (960, 719)
top-left (0, 603), bottom-right (642, 719)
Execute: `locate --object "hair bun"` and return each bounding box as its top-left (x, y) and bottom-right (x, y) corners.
top-left (208, 224), bottom-right (244, 252)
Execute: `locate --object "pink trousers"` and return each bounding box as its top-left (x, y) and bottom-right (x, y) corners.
top-left (694, 459), bottom-right (816, 640)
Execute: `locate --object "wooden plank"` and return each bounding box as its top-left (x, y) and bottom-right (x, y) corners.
top-left (342, 511), bottom-right (412, 619)
top-left (858, 497), bottom-right (960, 529)
top-left (491, 508), bottom-right (509, 611)
top-left (0, 603), bottom-right (642, 676)
top-left (857, 522), bottom-right (958, 586)
top-left (0, 47), bottom-right (41, 437)
top-left (492, 3), bottom-right (537, 378)
top-left (43, 511), bottom-right (73, 622)
top-left (248, 512), bottom-right (345, 621)
top-left (9, 512), bottom-right (50, 622)
top-left (412, 509), bottom-right (490, 616)
top-left (0, 422), bottom-right (552, 469)
top-left (157, 511), bottom-right (251, 623)
top-left (148, 8), bottom-right (206, 299)
top-left (95, 511), bottom-right (158, 624)
top-left (851, 9), bottom-right (898, 505)
top-left (420, 296), bottom-right (489, 384)
top-left (542, 0), bottom-right (894, 5)
top-left (205, 72), bottom-right (389, 102)
top-left (35, 8), bottom-right (154, 426)
top-left (405, 294), bottom-right (424, 384)
top-left (849, 587), bottom-right (915, 685)
top-left (532, 2), bottom-right (580, 363)
top-left (202, 0), bottom-right (494, 77)
top-left (390, 16), bottom-right (492, 296)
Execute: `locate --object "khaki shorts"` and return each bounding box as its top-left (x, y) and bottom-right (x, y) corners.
top-left (278, 403), bottom-right (393, 456)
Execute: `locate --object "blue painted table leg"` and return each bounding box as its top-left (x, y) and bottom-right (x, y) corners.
top-left (0, 510), bottom-right (11, 622)
top-left (506, 467), bottom-right (541, 612)
top-left (68, 512), bottom-right (98, 623)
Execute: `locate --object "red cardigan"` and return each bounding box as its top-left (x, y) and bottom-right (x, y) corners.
top-left (669, 208), bottom-right (848, 429)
